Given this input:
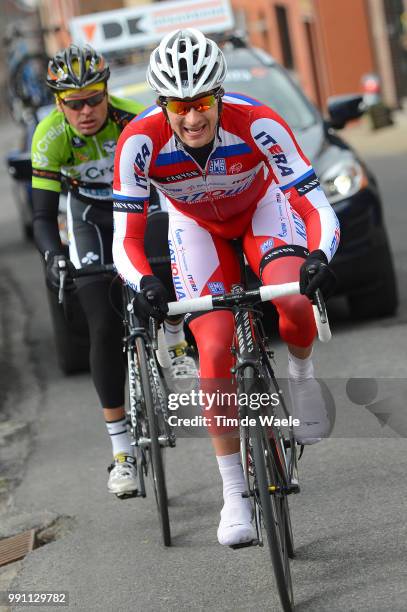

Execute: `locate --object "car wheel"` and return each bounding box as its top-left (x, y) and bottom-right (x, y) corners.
top-left (348, 242), bottom-right (398, 319)
top-left (12, 180), bottom-right (34, 241)
top-left (46, 288), bottom-right (90, 374)
top-left (22, 221), bottom-right (34, 241)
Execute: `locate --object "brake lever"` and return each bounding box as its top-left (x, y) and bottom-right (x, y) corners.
top-left (149, 316), bottom-right (158, 350)
top-left (58, 260), bottom-right (67, 305)
top-left (312, 288), bottom-right (327, 325)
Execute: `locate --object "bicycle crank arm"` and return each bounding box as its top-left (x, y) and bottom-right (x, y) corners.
top-left (136, 435), bottom-right (172, 448)
top-left (229, 538), bottom-right (259, 550)
top-left (263, 484), bottom-right (300, 495)
top-left (115, 490), bottom-right (144, 500)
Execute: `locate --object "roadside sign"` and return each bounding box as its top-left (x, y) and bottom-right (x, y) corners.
top-left (69, 0), bottom-right (235, 53)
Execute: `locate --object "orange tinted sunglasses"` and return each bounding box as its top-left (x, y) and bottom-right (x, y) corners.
top-left (161, 94), bottom-right (218, 116)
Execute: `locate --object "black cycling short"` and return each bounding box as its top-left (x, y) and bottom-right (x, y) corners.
top-left (67, 191), bottom-right (173, 292)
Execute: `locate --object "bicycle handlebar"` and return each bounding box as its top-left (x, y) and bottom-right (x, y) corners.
top-left (154, 282), bottom-right (331, 369)
top-left (166, 281), bottom-right (331, 343)
top-left (55, 263), bottom-right (331, 359)
top-left (57, 261), bottom-right (115, 304)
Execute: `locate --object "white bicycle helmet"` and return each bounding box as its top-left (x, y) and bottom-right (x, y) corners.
top-left (146, 28), bottom-right (227, 99)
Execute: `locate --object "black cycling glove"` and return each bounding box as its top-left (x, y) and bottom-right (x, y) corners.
top-left (45, 251), bottom-right (76, 293)
top-left (134, 275), bottom-right (169, 322)
top-left (299, 249), bottom-right (336, 299)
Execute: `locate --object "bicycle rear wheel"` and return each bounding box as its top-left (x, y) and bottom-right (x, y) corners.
top-left (10, 53), bottom-right (51, 107)
top-left (251, 418), bottom-right (294, 611)
top-left (135, 336), bottom-right (171, 546)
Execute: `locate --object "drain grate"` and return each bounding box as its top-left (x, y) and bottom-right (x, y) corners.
top-left (0, 529), bottom-right (35, 567)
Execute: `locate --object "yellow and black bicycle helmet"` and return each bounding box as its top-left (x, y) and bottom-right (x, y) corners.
top-left (46, 44), bottom-right (110, 91)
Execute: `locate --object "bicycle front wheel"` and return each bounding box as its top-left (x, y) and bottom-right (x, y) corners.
top-left (251, 418), bottom-right (294, 611)
top-left (281, 495), bottom-right (295, 559)
top-left (135, 336), bottom-right (171, 546)
top-left (271, 435), bottom-right (295, 560)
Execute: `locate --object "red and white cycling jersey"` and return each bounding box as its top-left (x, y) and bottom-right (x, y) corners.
top-left (113, 93), bottom-right (340, 289)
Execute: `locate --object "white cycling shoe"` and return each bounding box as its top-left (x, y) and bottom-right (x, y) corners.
top-left (217, 498), bottom-right (256, 546)
top-left (288, 377), bottom-right (333, 445)
top-left (168, 341), bottom-right (198, 390)
top-left (107, 454), bottom-right (137, 495)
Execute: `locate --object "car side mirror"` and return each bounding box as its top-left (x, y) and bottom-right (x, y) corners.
top-left (7, 154), bottom-right (32, 181)
top-left (327, 94), bottom-right (365, 129)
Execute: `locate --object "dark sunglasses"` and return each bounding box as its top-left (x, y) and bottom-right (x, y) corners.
top-left (59, 90), bottom-right (106, 111)
top-left (159, 92), bottom-right (220, 116)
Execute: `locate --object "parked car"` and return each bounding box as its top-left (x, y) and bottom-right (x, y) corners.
top-left (5, 36), bottom-right (398, 372)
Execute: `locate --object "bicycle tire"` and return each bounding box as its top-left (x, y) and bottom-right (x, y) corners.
top-left (257, 338), bottom-right (296, 560)
top-left (9, 53), bottom-right (50, 106)
top-left (267, 434), bottom-right (295, 560)
top-left (251, 418), bottom-right (294, 611)
top-left (135, 335), bottom-right (171, 546)
top-left (126, 345), bottom-right (147, 498)
top-left (282, 496), bottom-right (295, 559)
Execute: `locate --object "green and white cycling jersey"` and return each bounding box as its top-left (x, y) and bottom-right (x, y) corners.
top-left (31, 95), bottom-right (144, 201)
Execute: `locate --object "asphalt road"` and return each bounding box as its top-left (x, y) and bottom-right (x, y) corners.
top-left (0, 114), bottom-right (406, 612)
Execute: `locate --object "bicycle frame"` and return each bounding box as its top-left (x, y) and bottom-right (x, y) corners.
top-left (228, 284), bottom-right (298, 527)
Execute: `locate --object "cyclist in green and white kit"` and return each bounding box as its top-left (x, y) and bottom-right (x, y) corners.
top-left (31, 45), bottom-right (196, 495)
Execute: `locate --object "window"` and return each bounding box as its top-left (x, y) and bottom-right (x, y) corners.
top-left (259, 9), bottom-right (270, 51)
top-left (275, 5), bottom-right (294, 70)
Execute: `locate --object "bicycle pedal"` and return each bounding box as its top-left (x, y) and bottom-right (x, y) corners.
top-left (185, 345), bottom-right (197, 358)
top-left (229, 539), bottom-right (259, 550)
top-left (115, 490), bottom-right (139, 500)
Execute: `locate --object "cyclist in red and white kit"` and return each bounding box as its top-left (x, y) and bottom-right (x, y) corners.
top-left (113, 29), bottom-right (338, 546)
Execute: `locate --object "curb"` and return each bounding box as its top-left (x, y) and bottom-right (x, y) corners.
top-left (0, 269), bottom-right (44, 513)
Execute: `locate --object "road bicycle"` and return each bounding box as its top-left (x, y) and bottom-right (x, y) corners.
top-left (154, 248), bottom-right (331, 611)
top-left (3, 24), bottom-right (54, 121)
top-left (58, 261), bottom-right (175, 547)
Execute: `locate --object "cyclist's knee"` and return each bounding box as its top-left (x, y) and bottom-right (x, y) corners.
top-left (275, 295), bottom-right (316, 347)
top-left (189, 311), bottom-right (234, 378)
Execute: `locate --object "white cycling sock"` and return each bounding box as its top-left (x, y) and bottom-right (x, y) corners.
top-left (105, 417), bottom-right (132, 458)
top-left (164, 319), bottom-right (185, 347)
top-left (216, 453), bottom-right (255, 546)
top-left (287, 350), bottom-right (314, 380)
